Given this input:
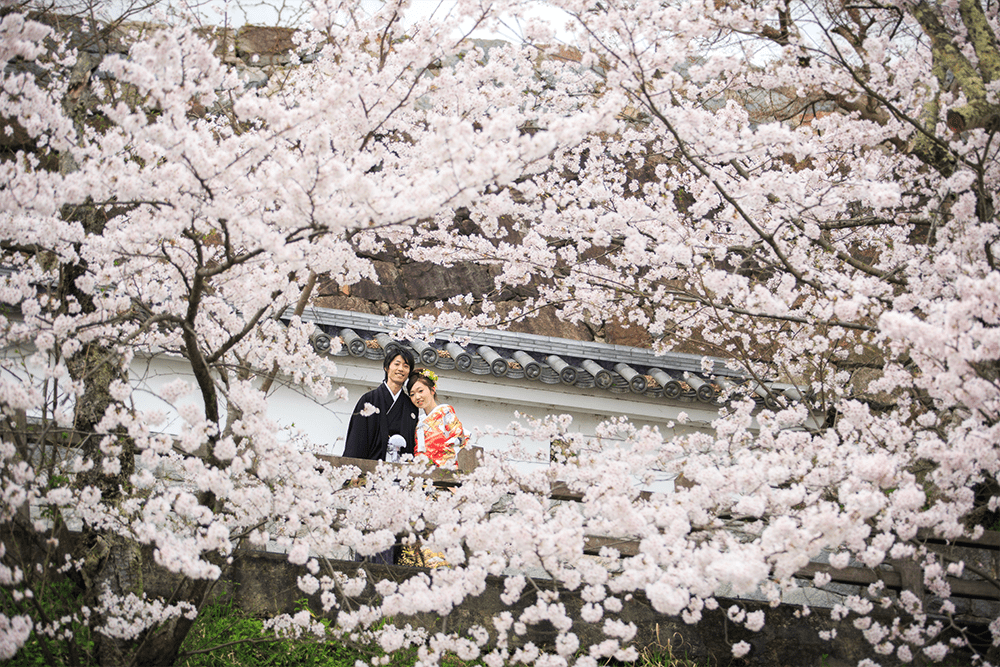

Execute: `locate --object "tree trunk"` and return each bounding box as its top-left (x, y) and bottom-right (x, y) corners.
top-left (67, 343), bottom-right (145, 667)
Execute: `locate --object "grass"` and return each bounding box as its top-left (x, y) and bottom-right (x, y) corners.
top-left (632, 631), bottom-right (709, 667)
top-left (178, 599), bottom-right (476, 667)
top-left (178, 598), bottom-right (362, 667)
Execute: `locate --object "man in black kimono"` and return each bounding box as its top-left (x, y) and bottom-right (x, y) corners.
top-left (343, 347), bottom-right (417, 566)
top-left (343, 347), bottom-right (418, 460)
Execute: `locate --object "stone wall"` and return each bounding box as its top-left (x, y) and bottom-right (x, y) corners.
top-left (141, 546), bottom-right (996, 667)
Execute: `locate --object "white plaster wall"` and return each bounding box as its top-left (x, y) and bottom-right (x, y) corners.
top-left (10, 346), bottom-right (817, 496)
top-left (265, 355), bottom-right (728, 494)
top-left (7, 346), bottom-right (715, 456)
top-left (268, 355), bottom-right (719, 455)
top-left (128, 352), bottom-right (717, 496)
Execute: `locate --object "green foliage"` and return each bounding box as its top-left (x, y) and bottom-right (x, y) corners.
top-left (4, 577), bottom-right (94, 667)
top-left (178, 598), bottom-right (485, 667)
top-left (177, 598), bottom-right (354, 667)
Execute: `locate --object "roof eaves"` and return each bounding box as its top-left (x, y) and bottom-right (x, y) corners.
top-left (294, 306), bottom-right (731, 377)
top-left (291, 306), bottom-right (808, 409)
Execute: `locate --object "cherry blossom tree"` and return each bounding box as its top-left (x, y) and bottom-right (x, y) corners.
top-left (0, 1), bottom-right (612, 663)
top-left (404, 0), bottom-right (1000, 663)
top-left (1, 0), bottom-right (999, 666)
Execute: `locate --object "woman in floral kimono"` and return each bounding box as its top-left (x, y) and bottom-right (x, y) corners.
top-left (407, 368), bottom-right (469, 466)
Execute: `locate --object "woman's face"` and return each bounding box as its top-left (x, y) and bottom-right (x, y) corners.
top-left (410, 380), bottom-right (436, 410)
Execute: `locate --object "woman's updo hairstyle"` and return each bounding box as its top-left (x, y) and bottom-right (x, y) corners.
top-left (409, 367), bottom-right (438, 392)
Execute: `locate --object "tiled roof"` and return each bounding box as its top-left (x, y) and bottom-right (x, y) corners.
top-left (292, 307), bottom-right (802, 408)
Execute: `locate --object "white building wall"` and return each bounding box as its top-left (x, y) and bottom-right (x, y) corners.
top-left (126, 352), bottom-right (718, 496)
top-left (266, 355), bottom-right (719, 455)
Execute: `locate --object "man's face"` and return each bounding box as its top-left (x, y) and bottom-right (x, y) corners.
top-left (386, 355), bottom-right (411, 389)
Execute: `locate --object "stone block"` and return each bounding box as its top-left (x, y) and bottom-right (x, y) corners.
top-left (194, 26), bottom-right (236, 58)
top-left (236, 25), bottom-right (296, 66)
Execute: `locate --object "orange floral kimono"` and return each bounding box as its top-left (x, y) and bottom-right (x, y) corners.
top-left (415, 404), bottom-right (468, 465)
